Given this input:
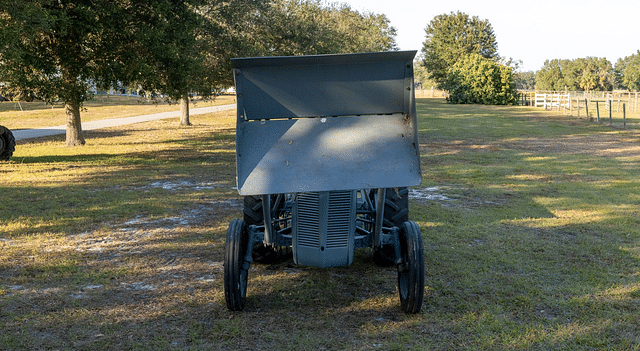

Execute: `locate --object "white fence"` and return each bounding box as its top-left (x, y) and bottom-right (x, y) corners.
top-left (534, 93), bottom-right (570, 110)
top-left (527, 91), bottom-right (639, 128)
top-left (528, 91), bottom-right (640, 114)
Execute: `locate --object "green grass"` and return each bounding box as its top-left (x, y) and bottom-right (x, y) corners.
top-left (2, 98), bottom-right (640, 349)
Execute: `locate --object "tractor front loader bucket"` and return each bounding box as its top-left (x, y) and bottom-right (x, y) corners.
top-left (231, 51), bottom-right (422, 196)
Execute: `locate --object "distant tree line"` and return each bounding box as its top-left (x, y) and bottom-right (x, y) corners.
top-left (615, 51), bottom-right (640, 91)
top-left (416, 12), bottom-right (640, 100)
top-left (536, 57), bottom-right (614, 91)
top-left (514, 71), bottom-right (536, 90)
top-left (0, 0), bottom-right (396, 146)
top-left (506, 51), bottom-right (640, 92)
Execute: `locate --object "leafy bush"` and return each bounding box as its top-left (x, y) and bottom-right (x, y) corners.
top-left (443, 54), bottom-right (517, 105)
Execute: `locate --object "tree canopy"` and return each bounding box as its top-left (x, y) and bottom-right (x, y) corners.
top-left (420, 11), bottom-right (515, 105)
top-left (0, 0), bottom-right (397, 146)
top-left (535, 59), bottom-right (567, 91)
top-left (128, 0), bottom-right (264, 126)
top-left (514, 71), bottom-right (536, 90)
top-left (413, 54), bottom-right (438, 90)
top-left (536, 57), bottom-right (614, 91)
top-left (421, 11), bottom-right (498, 87)
top-left (0, 0), bottom-right (139, 145)
top-left (615, 50), bottom-right (640, 91)
top-left (255, 0), bottom-right (396, 56)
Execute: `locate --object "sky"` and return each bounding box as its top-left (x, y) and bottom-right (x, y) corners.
top-left (341, 0), bottom-right (640, 72)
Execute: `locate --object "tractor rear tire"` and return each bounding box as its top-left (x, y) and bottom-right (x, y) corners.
top-left (0, 126), bottom-right (15, 161)
top-left (243, 196), bottom-right (263, 226)
top-left (382, 187), bottom-right (409, 228)
top-left (373, 187), bottom-right (409, 266)
top-left (243, 195), bottom-right (288, 264)
top-left (397, 220), bottom-right (425, 314)
top-left (224, 219), bottom-right (250, 311)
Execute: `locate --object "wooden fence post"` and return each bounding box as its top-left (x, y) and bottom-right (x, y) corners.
top-left (569, 93), bottom-right (572, 114)
top-left (609, 99), bottom-right (612, 125)
top-left (617, 94), bottom-right (621, 112)
top-left (585, 99), bottom-right (589, 120)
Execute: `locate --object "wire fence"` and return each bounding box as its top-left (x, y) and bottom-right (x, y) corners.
top-left (520, 90), bottom-right (640, 129)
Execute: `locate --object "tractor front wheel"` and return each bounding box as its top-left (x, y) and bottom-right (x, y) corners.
top-left (224, 219), bottom-right (250, 311)
top-left (397, 220), bottom-right (425, 313)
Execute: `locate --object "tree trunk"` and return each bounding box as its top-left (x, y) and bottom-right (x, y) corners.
top-left (65, 101), bottom-right (85, 146)
top-left (180, 95), bottom-right (191, 126)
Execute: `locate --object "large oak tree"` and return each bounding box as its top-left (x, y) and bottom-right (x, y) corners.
top-left (421, 11), bottom-right (498, 88)
top-left (130, 0), bottom-right (266, 126)
top-left (0, 0), bottom-right (140, 145)
top-left (0, 0), bottom-right (264, 142)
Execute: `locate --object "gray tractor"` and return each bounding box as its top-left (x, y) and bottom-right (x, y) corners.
top-left (225, 51), bottom-right (425, 313)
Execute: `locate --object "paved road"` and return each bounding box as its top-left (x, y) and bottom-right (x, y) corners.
top-left (12, 104), bottom-right (236, 141)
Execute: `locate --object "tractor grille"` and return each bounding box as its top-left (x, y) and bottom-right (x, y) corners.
top-left (296, 192), bottom-right (321, 248)
top-left (326, 191), bottom-right (352, 248)
top-left (293, 190), bottom-right (356, 267)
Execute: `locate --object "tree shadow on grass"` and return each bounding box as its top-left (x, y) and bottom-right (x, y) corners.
top-left (0, 221), bottom-right (415, 349)
top-left (3, 196), bottom-right (640, 349)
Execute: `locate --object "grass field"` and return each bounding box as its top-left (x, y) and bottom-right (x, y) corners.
top-left (2, 98), bottom-right (640, 350)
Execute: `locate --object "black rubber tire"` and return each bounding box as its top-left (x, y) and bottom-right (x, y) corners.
top-left (373, 187), bottom-right (410, 266)
top-left (383, 187), bottom-right (409, 228)
top-left (243, 196), bottom-right (263, 226)
top-left (224, 219), bottom-right (250, 311)
top-left (0, 126), bottom-right (16, 161)
top-left (397, 220), bottom-right (425, 314)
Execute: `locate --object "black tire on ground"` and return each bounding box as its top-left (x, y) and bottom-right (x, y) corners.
top-left (0, 125), bottom-right (16, 161)
top-left (373, 187), bottom-right (410, 266)
top-left (397, 220), bottom-right (425, 314)
top-left (224, 219), bottom-right (250, 311)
